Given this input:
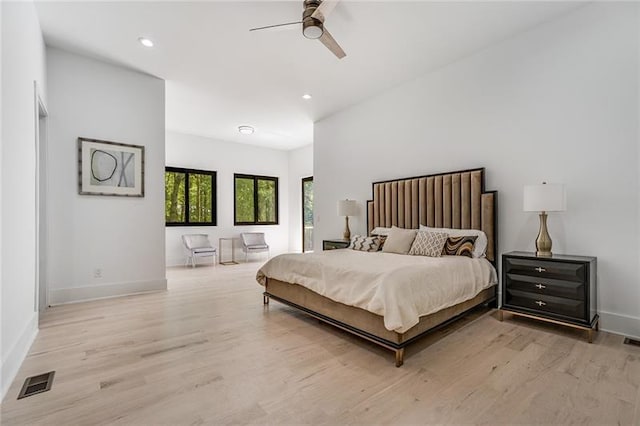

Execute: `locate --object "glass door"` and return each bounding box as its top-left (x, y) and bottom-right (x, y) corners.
top-left (302, 177), bottom-right (313, 252)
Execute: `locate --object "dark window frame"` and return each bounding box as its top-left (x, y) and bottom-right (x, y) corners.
top-left (302, 176), bottom-right (313, 252)
top-left (165, 166), bottom-right (217, 227)
top-left (234, 173), bottom-right (279, 226)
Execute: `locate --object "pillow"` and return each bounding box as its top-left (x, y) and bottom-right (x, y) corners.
top-left (419, 225), bottom-right (487, 258)
top-left (371, 228), bottom-right (390, 251)
top-left (371, 227), bottom-right (393, 236)
top-left (442, 235), bottom-right (478, 257)
top-left (378, 235), bottom-right (388, 251)
top-left (349, 235), bottom-right (381, 252)
top-left (408, 231), bottom-right (449, 257)
top-left (381, 226), bottom-right (417, 255)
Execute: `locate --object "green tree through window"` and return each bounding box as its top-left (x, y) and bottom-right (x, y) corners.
top-left (165, 167), bottom-right (216, 226)
top-left (234, 174), bottom-right (279, 225)
top-left (302, 177), bottom-right (313, 252)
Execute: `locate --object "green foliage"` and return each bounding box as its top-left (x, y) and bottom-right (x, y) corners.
top-left (257, 179), bottom-right (276, 223)
top-left (235, 176), bottom-right (278, 224)
top-left (235, 177), bottom-right (255, 223)
top-left (303, 179), bottom-right (313, 226)
top-left (165, 170), bottom-right (214, 224)
top-left (303, 178), bottom-right (314, 252)
top-left (165, 172), bottom-right (185, 222)
top-left (189, 174), bottom-right (212, 223)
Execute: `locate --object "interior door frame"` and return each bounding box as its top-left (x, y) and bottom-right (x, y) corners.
top-left (301, 176), bottom-right (313, 252)
top-left (34, 81), bottom-right (49, 312)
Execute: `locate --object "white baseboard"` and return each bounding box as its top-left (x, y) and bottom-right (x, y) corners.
top-left (1, 312), bottom-right (38, 402)
top-left (599, 310), bottom-right (640, 340)
top-left (49, 278), bottom-right (167, 305)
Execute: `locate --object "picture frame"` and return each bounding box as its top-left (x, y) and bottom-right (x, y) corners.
top-left (78, 137), bottom-right (145, 197)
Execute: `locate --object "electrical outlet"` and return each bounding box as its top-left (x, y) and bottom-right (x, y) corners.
top-left (93, 268), bottom-right (102, 279)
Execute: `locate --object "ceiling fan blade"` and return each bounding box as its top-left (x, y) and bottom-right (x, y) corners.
top-left (319, 28), bottom-right (346, 59)
top-left (311, 0), bottom-right (340, 22)
top-left (249, 21), bottom-right (302, 32)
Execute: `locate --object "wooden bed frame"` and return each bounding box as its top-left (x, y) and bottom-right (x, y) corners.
top-left (263, 168), bottom-right (498, 366)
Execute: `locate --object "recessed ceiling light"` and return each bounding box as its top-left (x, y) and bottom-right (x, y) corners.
top-left (238, 125), bottom-right (254, 135)
top-left (302, 94), bottom-right (312, 100)
top-left (138, 37), bottom-right (154, 48)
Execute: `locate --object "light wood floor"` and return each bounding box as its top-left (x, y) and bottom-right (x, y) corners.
top-left (1, 262), bottom-right (639, 425)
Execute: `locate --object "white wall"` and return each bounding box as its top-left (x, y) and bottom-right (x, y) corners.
top-left (288, 144), bottom-right (313, 253)
top-left (165, 131), bottom-right (290, 266)
top-left (314, 3), bottom-right (640, 338)
top-left (0, 1), bottom-right (47, 400)
top-left (0, 0), bottom-right (4, 399)
top-left (46, 48), bottom-right (166, 304)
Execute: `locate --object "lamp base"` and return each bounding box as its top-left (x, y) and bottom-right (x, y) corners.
top-left (343, 216), bottom-right (351, 240)
top-left (535, 212), bottom-right (553, 257)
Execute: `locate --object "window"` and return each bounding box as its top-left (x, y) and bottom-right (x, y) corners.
top-left (165, 167), bottom-right (216, 226)
top-left (302, 177), bottom-right (313, 252)
top-left (234, 174), bottom-right (279, 225)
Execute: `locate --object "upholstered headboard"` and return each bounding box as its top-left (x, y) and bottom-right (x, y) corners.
top-left (366, 168), bottom-right (497, 263)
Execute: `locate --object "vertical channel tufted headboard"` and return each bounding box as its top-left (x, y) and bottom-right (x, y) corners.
top-left (366, 168), bottom-right (497, 263)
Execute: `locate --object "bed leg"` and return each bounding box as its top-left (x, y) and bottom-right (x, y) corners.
top-left (263, 293), bottom-right (269, 305)
top-left (395, 348), bottom-right (405, 367)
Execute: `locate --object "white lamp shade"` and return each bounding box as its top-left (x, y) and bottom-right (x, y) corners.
top-left (337, 199), bottom-right (358, 216)
top-left (523, 183), bottom-right (566, 212)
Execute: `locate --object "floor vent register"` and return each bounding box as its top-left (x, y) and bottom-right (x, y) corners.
top-left (17, 371), bottom-right (55, 399)
top-left (623, 337), bottom-right (640, 347)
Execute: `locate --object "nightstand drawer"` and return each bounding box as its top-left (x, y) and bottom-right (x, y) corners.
top-left (505, 290), bottom-right (586, 321)
top-left (505, 274), bottom-right (585, 301)
top-left (504, 257), bottom-right (585, 282)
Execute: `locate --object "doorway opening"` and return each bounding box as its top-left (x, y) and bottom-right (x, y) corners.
top-left (302, 177), bottom-right (313, 252)
top-left (35, 82), bottom-right (49, 312)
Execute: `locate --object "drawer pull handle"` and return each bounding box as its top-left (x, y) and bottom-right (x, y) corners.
top-left (535, 284), bottom-right (546, 290)
top-left (535, 267), bottom-right (546, 273)
top-left (535, 300), bottom-right (546, 307)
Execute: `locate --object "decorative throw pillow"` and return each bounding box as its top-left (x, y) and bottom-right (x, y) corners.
top-left (442, 235), bottom-right (478, 257)
top-left (419, 225), bottom-right (487, 258)
top-left (382, 226), bottom-right (418, 255)
top-left (374, 235), bottom-right (387, 251)
top-left (408, 231), bottom-right (449, 257)
top-left (349, 235), bottom-right (381, 252)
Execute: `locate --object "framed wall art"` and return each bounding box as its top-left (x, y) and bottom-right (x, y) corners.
top-left (78, 137), bottom-right (145, 197)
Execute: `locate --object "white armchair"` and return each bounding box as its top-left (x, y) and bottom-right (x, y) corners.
top-left (240, 232), bottom-right (270, 262)
top-left (182, 234), bottom-right (217, 268)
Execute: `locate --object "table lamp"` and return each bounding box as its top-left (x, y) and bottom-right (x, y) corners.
top-left (337, 199), bottom-right (357, 240)
top-left (523, 182), bottom-right (566, 257)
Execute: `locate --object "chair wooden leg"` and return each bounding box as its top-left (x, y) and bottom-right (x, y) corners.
top-left (263, 294), bottom-right (269, 305)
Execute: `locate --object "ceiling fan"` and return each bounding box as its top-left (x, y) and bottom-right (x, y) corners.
top-left (250, 0), bottom-right (346, 59)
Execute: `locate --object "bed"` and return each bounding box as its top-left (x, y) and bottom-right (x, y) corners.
top-left (257, 168), bottom-right (498, 366)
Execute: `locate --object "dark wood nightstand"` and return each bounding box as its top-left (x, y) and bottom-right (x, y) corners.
top-left (500, 251), bottom-right (598, 342)
top-left (322, 239), bottom-right (350, 250)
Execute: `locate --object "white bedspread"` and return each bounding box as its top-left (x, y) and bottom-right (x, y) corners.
top-left (256, 249), bottom-right (497, 333)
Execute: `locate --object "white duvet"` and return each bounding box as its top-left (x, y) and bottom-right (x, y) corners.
top-left (256, 249), bottom-right (497, 333)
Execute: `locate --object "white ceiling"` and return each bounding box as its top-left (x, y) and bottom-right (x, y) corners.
top-left (35, 1), bottom-right (583, 150)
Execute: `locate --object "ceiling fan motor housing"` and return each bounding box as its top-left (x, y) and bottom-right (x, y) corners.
top-left (302, 0), bottom-right (324, 39)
